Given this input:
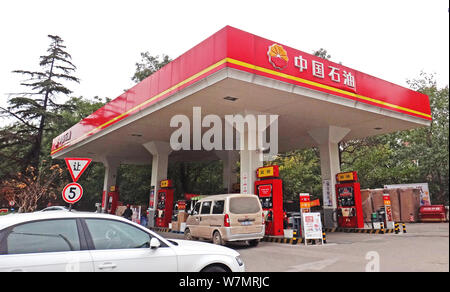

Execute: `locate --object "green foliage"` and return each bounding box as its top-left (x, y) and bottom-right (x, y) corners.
top-left (46, 96), bottom-right (109, 210)
top-left (340, 73), bottom-right (449, 204)
top-left (131, 52), bottom-right (171, 83)
top-left (272, 149), bottom-right (322, 201)
top-left (169, 161), bottom-right (224, 200)
top-left (0, 35), bottom-right (79, 170)
top-left (117, 164), bottom-right (151, 207)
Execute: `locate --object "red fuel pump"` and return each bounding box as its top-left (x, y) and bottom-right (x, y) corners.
top-left (335, 171), bottom-right (364, 228)
top-left (254, 165), bottom-right (284, 236)
top-left (105, 185), bottom-right (119, 214)
top-left (156, 179), bottom-right (174, 228)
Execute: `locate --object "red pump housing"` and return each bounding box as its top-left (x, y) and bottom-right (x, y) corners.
top-left (156, 179), bottom-right (174, 228)
top-left (335, 171), bottom-right (364, 229)
top-left (103, 185), bottom-right (119, 214)
top-left (254, 165), bottom-right (284, 236)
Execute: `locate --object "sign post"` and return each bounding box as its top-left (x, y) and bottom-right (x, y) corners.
top-left (383, 193), bottom-right (395, 229)
top-left (299, 193), bottom-right (311, 213)
top-left (299, 193), bottom-right (310, 240)
top-left (63, 157), bottom-right (91, 209)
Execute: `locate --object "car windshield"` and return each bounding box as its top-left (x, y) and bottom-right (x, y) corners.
top-left (229, 197), bottom-right (260, 214)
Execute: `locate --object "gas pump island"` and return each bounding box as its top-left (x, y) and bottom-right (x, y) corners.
top-left (104, 185), bottom-right (119, 215)
top-left (255, 165), bottom-right (284, 236)
top-left (335, 171), bottom-right (364, 229)
top-left (155, 179), bottom-right (175, 228)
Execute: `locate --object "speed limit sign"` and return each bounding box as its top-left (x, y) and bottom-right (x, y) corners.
top-left (62, 183), bottom-right (83, 204)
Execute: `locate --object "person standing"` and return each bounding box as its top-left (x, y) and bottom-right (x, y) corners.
top-left (123, 204), bottom-right (133, 220)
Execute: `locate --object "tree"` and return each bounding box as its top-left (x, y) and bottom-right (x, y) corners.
top-left (0, 35), bottom-right (79, 171)
top-left (313, 48), bottom-right (331, 60)
top-left (131, 51), bottom-right (171, 83)
top-left (340, 73), bottom-right (448, 204)
top-left (0, 164), bottom-right (64, 212)
top-left (45, 96), bottom-right (109, 210)
top-left (272, 149), bottom-right (322, 201)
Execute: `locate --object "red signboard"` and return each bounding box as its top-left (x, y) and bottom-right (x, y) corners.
top-left (310, 199), bottom-right (320, 207)
top-left (383, 194), bottom-right (392, 206)
top-left (51, 26), bottom-right (431, 156)
top-left (300, 193), bottom-right (311, 209)
top-left (258, 185), bottom-right (272, 197)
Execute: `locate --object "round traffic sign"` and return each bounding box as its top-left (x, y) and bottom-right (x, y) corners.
top-left (62, 183), bottom-right (83, 204)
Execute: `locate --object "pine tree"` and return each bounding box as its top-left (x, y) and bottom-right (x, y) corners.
top-left (0, 35), bottom-right (79, 171)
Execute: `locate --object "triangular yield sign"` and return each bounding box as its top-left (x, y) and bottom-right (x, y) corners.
top-left (64, 158), bottom-right (92, 182)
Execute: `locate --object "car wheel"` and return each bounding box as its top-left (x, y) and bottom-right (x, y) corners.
top-left (248, 239), bottom-right (259, 247)
top-left (201, 265), bottom-right (229, 272)
top-left (184, 228), bottom-right (193, 240)
top-left (212, 231), bottom-right (224, 245)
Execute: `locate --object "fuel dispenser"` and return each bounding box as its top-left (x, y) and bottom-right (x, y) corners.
top-left (335, 171), bottom-right (364, 229)
top-left (156, 179), bottom-right (174, 228)
top-left (103, 185), bottom-right (119, 214)
top-left (254, 165), bottom-right (284, 236)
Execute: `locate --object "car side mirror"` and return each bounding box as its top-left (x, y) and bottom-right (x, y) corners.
top-left (149, 238), bottom-right (161, 249)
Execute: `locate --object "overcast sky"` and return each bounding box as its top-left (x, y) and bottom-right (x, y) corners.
top-left (0, 0), bottom-right (448, 126)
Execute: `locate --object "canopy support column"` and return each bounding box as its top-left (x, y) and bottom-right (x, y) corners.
top-left (143, 141), bottom-right (173, 227)
top-left (100, 157), bottom-right (121, 213)
top-left (215, 150), bottom-right (239, 193)
top-left (309, 125), bottom-right (350, 228)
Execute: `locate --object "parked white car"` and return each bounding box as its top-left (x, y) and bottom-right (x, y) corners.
top-left (0, 211), bottom-right (245, 272)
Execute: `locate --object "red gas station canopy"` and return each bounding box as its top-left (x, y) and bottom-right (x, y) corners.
top-left (51, 26), bottom-right (431, 157)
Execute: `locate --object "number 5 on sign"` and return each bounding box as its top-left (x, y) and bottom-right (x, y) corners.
top-left (62, 183), bottom-right (83, 204)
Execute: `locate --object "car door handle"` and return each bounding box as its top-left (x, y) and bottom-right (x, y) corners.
top-left (10, 269), bottom-right (24, 272)
top-left (98, 262), bottom-right (117, 270)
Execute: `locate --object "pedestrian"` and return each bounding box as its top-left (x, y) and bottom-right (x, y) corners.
top-left (140, 212), bottom-right (148, 226)
top-left (123, 204), bottom-right (133, 220)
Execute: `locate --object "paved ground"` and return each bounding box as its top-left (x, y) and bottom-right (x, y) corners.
top-left (155, 223), bottom-right (449, 272)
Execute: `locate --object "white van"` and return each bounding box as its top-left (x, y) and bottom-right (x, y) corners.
top-left (184, 194), bottom-right (264, 247)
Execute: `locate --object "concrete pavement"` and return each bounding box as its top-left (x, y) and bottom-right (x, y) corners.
top-left (155, 223), bottom-right (449, 272)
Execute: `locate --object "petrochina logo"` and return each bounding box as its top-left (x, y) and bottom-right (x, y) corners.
top-left (267, 44), bottom-right (288, 70)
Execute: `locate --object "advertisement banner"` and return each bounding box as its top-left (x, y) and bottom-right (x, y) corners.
top-left (302, 212), bottom-right (323, 240)
top-left (322, 180), bottom-right (333, 207)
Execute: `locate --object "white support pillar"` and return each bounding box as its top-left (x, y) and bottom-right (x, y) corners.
top-left (240, 130), bottom-right (263, 195)
top-left (308, 125), bottom-right (350, 228)
top-left (226, 110), bottom-right (278, 195)
top-left (100, 157), bottom-right (121, 213)
top-left (215, 150), bottom-right (239, 193)
top-left (143, 141), bottom-right (172, 227)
